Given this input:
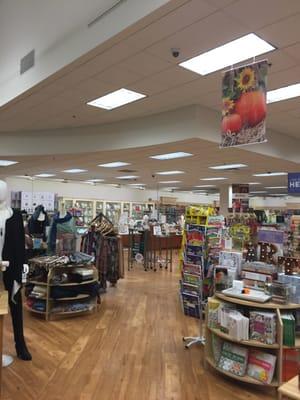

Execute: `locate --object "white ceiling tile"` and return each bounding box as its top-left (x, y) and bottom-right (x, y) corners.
top-left (268, 65), bottom-right (300, 90)
top-left (93, 65), bottom-right (143, 87)
top-left (284, 42), bottom-right (300, 62)
top-left (258, 13), bottom-right (300, 48)
top-left (118, 51), bottom-right (172, 77)
top-left (146, 11), bottom-right (247, 64)
top-left (224, 0), bottom-right (300, 29)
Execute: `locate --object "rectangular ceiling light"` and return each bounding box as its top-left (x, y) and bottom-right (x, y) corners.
top-left (35, 173), bottom-right (56, 178)
top-left (87, 88), bottom-right (146, 110)
top-left (248, 182), bottom-right (261, 185)
top-left (267, 83), bottom-right (300, 104)
top-left (98, 161), bottom-right (130, 168)
top-left (156, 170), bottom-right (185, 175)
top-left (129, 183), bottom-right (146, 186)
top-left (86, 179), bottom-right (105, 182)
top-left (200, 177), bottom-right (228, 181)
top-left (253, 172), bottom-right (287, 177)
top-left (62, 169), bottom-right (87, 173)
top-left (179, 33), bottom-right (275, 75)
top-left (210, 163), bottom-right (247, 170)
top-left (116, 175), bottom-right (139, 180)
top-left (159, 180), bottom-right (181, 184)
top-left (150, 152), bottom-right (193, 160)
top-left (265, 186), bottom-right (286, 189)
top-left (250, 191), bottom-right (267, 194)
top-left (195, 185), bottom-right (216, 188)
top-left (0, 160), bottom-right (18, 166)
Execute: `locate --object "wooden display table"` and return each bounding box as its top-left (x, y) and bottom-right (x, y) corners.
top-left (278, 376), bottom-right (300, 400)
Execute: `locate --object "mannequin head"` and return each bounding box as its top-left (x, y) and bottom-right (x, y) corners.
top-left (0, 180), bottom-right (8, 203)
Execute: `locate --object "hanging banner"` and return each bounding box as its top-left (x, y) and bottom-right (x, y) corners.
top-left (232, 184), bottom-right (249, 213)
top-left (221, 60), bottom-right (268, 148)
top-left (288, 173), bottom-right (300, 194)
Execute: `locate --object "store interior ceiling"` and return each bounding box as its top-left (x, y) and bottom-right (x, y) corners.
top-left (0, 0), bottom-right (300, 198)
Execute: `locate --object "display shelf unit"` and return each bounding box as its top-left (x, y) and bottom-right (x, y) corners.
top-left (205, 293), bottom-right (300, 398)
top-left (25, 264), bottom-right (98, 321)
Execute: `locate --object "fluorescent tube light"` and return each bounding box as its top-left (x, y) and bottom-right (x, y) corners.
top-left (265, 186), bottom-right (286, 189)
top-left (156, 170), bottom-right (185, 175)
top-left (116, 175), bottom-right (139, 180)
top-left (200, 177), bottom-right (228, 181)
top-left (129, 183), bottom-right (146, 186)
top-left (210, 163), bottom-right (247, 170)
top-left (248, 182), bottom-right (261, 185)
top-left (195, 185), bottom-right (216, 188)
top-left (0, 160), bottom-right (18, 166)
top-left (86, 179), bottom-right (104, 182)
top-left (87, 88), bottom-right (146, 110)
top-left (159, 180), bottom-right (181, 184)
top-left (253, 172), bottom-right (287, 177)
top-left (150, 152), bottom-right (192, 160)
top-left (35, 173), bottom-right (56, 178)
top-left (267, 83), bottom-right (300, 104)
top-left (62, 169), bottom-right (87, 173)
top-left (250, 191), bottom-right (267, 194)
top-left (98, 161), bottom-right (130, 168)
top-left (179, 33), bottom-right (275, 75)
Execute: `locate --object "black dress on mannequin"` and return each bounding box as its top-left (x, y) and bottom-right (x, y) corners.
top-left (2, 209), bottom-right (32, 361)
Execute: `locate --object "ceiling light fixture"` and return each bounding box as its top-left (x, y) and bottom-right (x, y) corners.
top-left (86, 179), bottom-right (105, 183)
top-left (62, 169), bottom-right (87, 173)
top-left (0, 160), bottom-right (18, 166)
top-left (194, 185), bottom-right (216, 188)
top-left (267, 82), bottom-right (300, 104)
top-left (265, 186), bottom-right (287, 189)
top-left (150, 152), bottom-right (193, 160)
top-left (98, 161), bottom-right (130, 168)
top-left (248, 182), bottom-right (261, 185)
top-left (116, 175), bottom-right (139, 180)
top-left (250, 191), bottom-right (267, 194)
top-left (129, 183), bottom-right (146, 186)
top-left (87, 88), bottom-right (146, 110)
top-left (200, 177), bottom-right (228, 181)
top-left (159, 180), bottom-right (181, 184)
top-left (253, 172), bottom-right (287, 177)
top-left (179, 33), bottom-right (275, 75)
top-left (156, 170), bottom-right (185, 175)
top-left (35, 173), bottom-right (56, 178)
top-left (210, 163), bottom-right (247, 170)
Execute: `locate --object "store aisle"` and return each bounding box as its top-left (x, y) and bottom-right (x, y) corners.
top-left (2, 266), bottom-right (274, 400)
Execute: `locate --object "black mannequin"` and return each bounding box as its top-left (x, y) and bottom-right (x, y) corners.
top-left (0, 180), bottom-right (31, 361)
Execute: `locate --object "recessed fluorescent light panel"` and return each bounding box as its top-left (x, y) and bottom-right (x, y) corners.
top-left (159, 180), bottom-right (181, 184)
top-left (265, 186), bottom-right (286, 189)
top-left (62, 169), bottom-right (87, 173)
top-left (248, 182), bottom-right (261, 185)
top-left (87, 88), bottom-right (146, 110)
top-left (157, 170), bottom-right (185, 175)
top-left (150, 152), bottom-right (192, 160)
top-left (35, 173), bottom-right (56, 178)
top-left (200, 177), bottom-right (228, 181)
top-left (179, 33), bottom-right (275, 75)
top-left (195, 185), bottom-right (216, 188)
top-left (210, 163), bottom-right (247, 170)
top-left (98, 161), bottom-right (130, 168)
top-left (250, 191), bottom-right (267, 194)
top-left (0, 160), bottom-right (18, 166)
top-left (253, 172), bottom-right (287, 177)
top-left (267, 83), bottom-right (300, 104)
top-left (129, 183), bottom-right (145, 186)
top-left (86, 179), bottom-right (105, 183)
top-left (116, 175), bottom-right (139, 180)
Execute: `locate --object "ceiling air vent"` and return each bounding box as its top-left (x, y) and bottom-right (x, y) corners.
top-left (20, 50), bottom-right (35, 75)
top-left (88, 0), bottom-right (124, 28)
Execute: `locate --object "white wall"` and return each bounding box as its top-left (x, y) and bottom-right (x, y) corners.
top-left (250, 196), bottom-right (300, 208)
top-left (5, 177), bottom-right (217, 205)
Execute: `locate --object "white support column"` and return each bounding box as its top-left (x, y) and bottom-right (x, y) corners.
top-left (219, 184), bottom-right (232, 216)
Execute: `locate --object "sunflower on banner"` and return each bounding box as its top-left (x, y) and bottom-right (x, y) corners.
top-left (221, 60), bottom-right (268, 148)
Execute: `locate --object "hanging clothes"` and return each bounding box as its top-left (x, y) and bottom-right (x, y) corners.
top-left (28, 205), bottom-right (49, 241)
top-left (48, 212), bottom-right (76, 255)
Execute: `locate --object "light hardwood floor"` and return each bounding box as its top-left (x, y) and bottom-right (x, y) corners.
top-left (2, 261), bottom-right (276, 400)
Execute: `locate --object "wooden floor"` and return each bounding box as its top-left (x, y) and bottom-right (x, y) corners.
top-left (2, 261), bottom-right (276, 400)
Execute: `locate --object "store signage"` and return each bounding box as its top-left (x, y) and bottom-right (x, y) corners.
top-left (232, 184), bottom-right (249, 212)
top-left (221, 60), bottom-right (268, 148)
top-left (257, 229), bottom-right (284, 244)
top-left (288, 173), bottom-right (300, 194)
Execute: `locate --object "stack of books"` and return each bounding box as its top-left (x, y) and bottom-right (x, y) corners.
top-left (281, 313), bottom-right (296, 346)
top-left (249, 311), bottom-right (277, 344)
